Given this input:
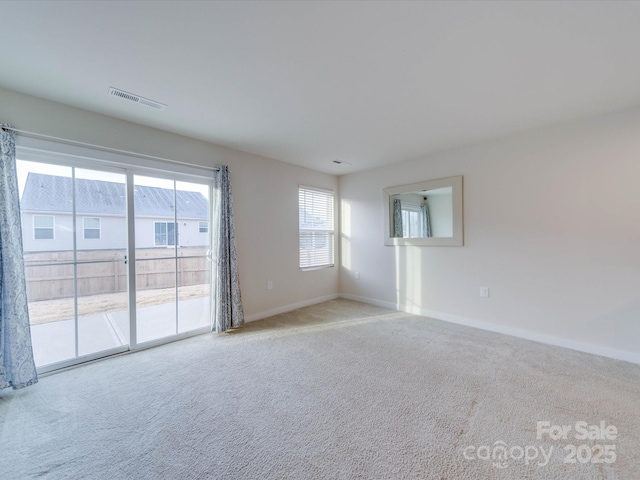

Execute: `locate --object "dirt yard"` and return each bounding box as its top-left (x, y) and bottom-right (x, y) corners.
top-left (28, 284), bottom-right (210, 325)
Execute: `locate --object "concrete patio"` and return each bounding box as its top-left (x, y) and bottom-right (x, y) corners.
top-left (30, 297), bottom-right (210, 367)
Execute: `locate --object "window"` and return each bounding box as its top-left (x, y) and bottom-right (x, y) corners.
top-left (299, 186), bottom-right (334, 270)
top-left (155, 222), bottom-right (178, 246)
top-left (83, 217), bottom-right (101, 239)
top-left (401, 204), bottom-right (424, 238)
top-left (199, 221), bottom-right (209, 233)
top-left (33, 215), bottom-right (54, 240)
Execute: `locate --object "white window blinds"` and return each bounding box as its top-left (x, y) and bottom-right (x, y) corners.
top-left (299, 186), bottom-right (334, 270)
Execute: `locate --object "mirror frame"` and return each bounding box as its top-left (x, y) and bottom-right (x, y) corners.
top-left (383, 175), bottom-right (463, 246)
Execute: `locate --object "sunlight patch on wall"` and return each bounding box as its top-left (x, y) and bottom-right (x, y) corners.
top-left (341, 199), bottom-right (352, 270)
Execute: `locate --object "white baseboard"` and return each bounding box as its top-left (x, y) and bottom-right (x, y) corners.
top-left (340, 293), bottom-right (640, 366)
top-left (245, 294), bottom-right (340, 323)
top-left (340, 293), bottom-right (399, 311)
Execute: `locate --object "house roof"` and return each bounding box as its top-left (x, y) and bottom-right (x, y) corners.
top-left (21, 173), bottom-right (209, 219)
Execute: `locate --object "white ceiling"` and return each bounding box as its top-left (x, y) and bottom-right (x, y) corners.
top-left (2, 1), bottom-right (640, 175)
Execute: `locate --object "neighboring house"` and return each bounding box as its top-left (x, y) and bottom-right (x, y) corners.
top-left (20, 173), bottom-right (209, 252)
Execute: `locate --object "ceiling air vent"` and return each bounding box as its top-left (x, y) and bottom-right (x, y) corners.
top-left (109, 87), bottom-right (167, 111)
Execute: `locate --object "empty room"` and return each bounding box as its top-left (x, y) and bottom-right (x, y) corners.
top-left (1, 1), bottom-right (639, 479)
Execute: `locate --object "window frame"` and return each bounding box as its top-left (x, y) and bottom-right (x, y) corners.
top-left (298, 185), bottom-right (335, 271)
top-left (83, 217), bottom-right (101, 240)
top-left (33, 215), bottom-right (55, 240)
top-left (400, 203), bottom-right (424, 239)
top-left (154, 221), bottom-right (178, 247)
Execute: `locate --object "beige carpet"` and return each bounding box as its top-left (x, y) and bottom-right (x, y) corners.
top-left (1, 299), bottom-right (639, 479)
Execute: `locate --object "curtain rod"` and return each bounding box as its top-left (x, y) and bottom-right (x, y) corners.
top-left (1, 125), bottom-right (220, 172)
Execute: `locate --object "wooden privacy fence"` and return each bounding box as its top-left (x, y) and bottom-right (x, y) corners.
top-left (24, 247), bottom-right (210, 301)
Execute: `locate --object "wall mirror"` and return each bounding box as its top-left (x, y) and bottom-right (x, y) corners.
top-left (383, 175), bottom-right (463, 246)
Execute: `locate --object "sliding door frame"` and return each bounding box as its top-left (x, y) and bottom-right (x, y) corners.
top-left (130, 173), bottom-right (214, 350)
top-left (17, 137), bottom-right (215, 372)
top-left (126, 171), bottom-right (138, 350)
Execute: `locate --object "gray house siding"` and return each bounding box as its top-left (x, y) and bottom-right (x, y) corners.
top-left (22, 213), bottom-right (209, 252)
top-left (21, 213), bottom-right (127, 252)
top-left (20, 173), bottom-right (209, 252)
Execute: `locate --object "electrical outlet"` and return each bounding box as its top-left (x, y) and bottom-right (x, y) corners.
top-left (480, 287), bottom-right (489, 298)
top-left (355, 271), bottom-right (360, 279)
top-left (267, 280), bottom-right (273, 290)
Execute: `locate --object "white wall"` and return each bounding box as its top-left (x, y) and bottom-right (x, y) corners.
top-left (1, 87), bottom-right (339, 319)
top-left (339, 108), bottom-right (640, 363)
top-left (6, 86), bottom-right (640, 363)
top-left (427, 192), bottom-right (452, 238)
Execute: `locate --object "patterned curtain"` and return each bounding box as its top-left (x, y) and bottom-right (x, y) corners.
top-left (212, 166), bottom-right (244, 333)
top-left (421, 202), bottom-right (432, 238)
top-left (0, 124), bottom-right (38, 390)
top-left (392, 198), bottom-right (403, 238)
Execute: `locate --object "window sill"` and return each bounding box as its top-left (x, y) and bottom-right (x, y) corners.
top-left (300, 264), bottom-right (334, 272)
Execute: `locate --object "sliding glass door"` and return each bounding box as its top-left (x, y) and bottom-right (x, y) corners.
top-left (18, 161), bottom-right (130, 367)
top-left (75, 168), bottom-right (130, 357)
top-left (18, 159), bottom-right (213, 371)
top-left (133, 175), bottom-right (211, 344)
top-left (176, 181), bottom-right (212, 333)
